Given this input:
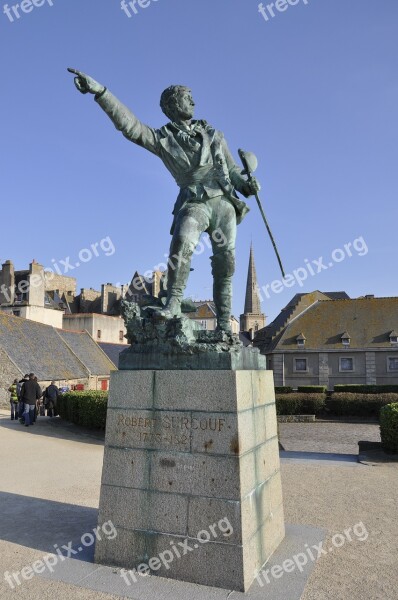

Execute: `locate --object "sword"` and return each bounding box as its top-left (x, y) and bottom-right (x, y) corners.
top-left (238, 149), bottom-right (286, 278)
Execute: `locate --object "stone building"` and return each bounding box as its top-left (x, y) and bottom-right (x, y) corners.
top-left (0, 260), bottom-right (67, 328)
top-left (240, 245), bottom-right (266, 339)
top-left (63, 313), bottom-right (128, 345)
top-left (0, 312), bottom-right (116, 403)
top-left (254, 292), bottom-right (398, 389)
top-left (186, 301), bottom-right (239, 334)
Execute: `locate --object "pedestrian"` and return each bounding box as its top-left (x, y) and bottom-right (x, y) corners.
top-left (17, 374), bottom-right (29, 423)
top-left (20, 373), bottom-right (42, 427)
top-left (33, 376), bottom-right (40, 422)
top-left (44, 381), bottom-right (59, 417)
top-left (8, 379), bottom-right (19, 420)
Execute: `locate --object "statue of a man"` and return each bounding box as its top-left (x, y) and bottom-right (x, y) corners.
top-left (68, 69), bottom-right (260, 333)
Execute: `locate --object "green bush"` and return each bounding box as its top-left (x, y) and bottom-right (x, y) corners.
top-left (380, 403), bottom-right (398, 452)
top-left (333, 385), bottom-right (398, 394)
top-left (275, 386), bottom-right (293, 394)
top-left (327, 393), bottom-right (398, 417)
top-left (276, 393), bottom-right (326, 416)
top-left (297, 386), bottom-right (327, 393)
top-left (58, 391), bottom-right (108, 429)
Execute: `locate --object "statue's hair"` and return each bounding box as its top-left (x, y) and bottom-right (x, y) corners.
top-left (160, 85), bottom-right (190, 120)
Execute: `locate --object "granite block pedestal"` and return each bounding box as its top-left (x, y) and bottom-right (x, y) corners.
top-left (95, 369), bottom-right (285, 592)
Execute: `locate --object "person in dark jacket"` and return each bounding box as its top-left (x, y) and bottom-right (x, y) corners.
top-left (21, 373), bottom-right (42, 427)
top-left (17, 375), bottom-right (29, 423)
top-left (44, 381), bottom-right (59, 417)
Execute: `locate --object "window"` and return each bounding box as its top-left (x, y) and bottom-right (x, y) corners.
top-left (390, 332), bottom-right (398, 346)
top-left (341, 333), bottom-right (351, 347)
top-left (12, 310), bottom-right (20, 317)
top-left (294, 358), bottom-right (308, 372)
top-left (200, 320), bottom-right (207, 330)
top-left (339, 357), bottom-right (354, 372)
top-left (387, 357), bottom-right (398, 372)
top-left (97, 330), bottom-right (101, 339)
top-left (296, 334), bottom-right (306, 348)
top-left (119, 330), bottom-right (124, 342)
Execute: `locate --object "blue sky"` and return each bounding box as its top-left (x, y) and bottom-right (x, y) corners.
top-left (1, 0), bottom-right (397, 321)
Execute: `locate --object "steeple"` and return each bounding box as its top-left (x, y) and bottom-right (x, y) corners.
top-left (244, 244), bottom-right (261, 314)
top-left (240, 244), bottom-right (266, 339)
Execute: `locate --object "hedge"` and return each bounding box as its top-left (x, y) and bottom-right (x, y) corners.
top-left (297, 386), bottom-right (327, 394)
top-left (333, 385), bottom-right (398, 394)
top-left (276, 393), bottom-right (326, 416)
top-left (380, 403), bottom-right (398, 452)
top-left (275, 386), bottom-right (293, 394)
top-left (327, 393), bottom-right (398, 417)
top-left (58, 391), bottom-right (108, 429)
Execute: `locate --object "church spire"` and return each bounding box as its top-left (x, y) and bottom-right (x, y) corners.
top-left (240, 244), bottom-right (266, 339)
top-left (244, 243), bottom-right (261, 314)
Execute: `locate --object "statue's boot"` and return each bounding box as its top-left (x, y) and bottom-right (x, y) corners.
top-left (163, 242), bottom-right (193, 318)
top-left (213, 275), bottom-right (233, 334)
top-left (211, 250), bottom-right (235, 334)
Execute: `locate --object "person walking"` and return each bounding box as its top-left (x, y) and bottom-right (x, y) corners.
top-left (8, 379), bottom-right (19, 420)
top-left (20, 374), bottom-right (42, 427)
top-left (17, 375), bottom-right (29, 423)
top-left (44, 381), bottom-right (59, 417)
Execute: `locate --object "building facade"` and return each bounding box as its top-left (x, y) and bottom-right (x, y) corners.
top-left (254, 292), bottom-right (398, 389)
top-left (0, 260), bottom-right (66, 328)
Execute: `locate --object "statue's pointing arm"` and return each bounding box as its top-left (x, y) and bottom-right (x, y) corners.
top-left (67, 68), bottom-right (160, 155)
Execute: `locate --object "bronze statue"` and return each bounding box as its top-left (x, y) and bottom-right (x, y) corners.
top-left (68, 69), bottom-right (260, 333)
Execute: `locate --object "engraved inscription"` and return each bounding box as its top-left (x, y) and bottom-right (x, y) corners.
top-left (115, 413), bottom-right (226, 449)
top-left (118, 415), bottom-right (225, 432)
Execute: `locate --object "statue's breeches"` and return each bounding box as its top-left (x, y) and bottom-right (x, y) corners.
top-left (166, 196), bottom-right (237, 322)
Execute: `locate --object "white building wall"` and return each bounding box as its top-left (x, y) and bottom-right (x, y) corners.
top-left (63, 314), bottom-right (127, 344)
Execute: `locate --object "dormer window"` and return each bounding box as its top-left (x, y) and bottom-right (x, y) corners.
top-left (341, 332), bottom-right (351, 347)
top-left (389, 331), bottom-right (398, 346)
top-left (296, 333), bottom-right (306, 348)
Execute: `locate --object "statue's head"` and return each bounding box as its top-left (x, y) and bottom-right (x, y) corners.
top-left (160, 85), bottom-right (195, 121)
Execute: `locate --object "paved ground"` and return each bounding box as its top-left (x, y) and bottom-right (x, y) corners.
top-left (279, 420), bottom-right (381, 454)
top-left (0, 411), bottom-right (397, 600)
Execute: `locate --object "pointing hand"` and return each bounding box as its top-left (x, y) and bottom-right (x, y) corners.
top-left (67, 68), bottom-right (105, 96)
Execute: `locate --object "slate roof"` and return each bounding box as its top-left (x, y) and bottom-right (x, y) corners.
top-left (271, 297), bottom-right (398, 351)
top-left (0, 313), bottom-right (88, 380)
top-left (0, 313), bottom-right (115, 380)
top-left (187, 302), bottom-right (217, 319)
top-left (58, 330), bottom-right (116, 375)
top-left (255, 291), bottom-right (332, 344)
top-left (98, 342), bottom-right (126, 367)
top-left (323, 292), bottom-right (350, 300)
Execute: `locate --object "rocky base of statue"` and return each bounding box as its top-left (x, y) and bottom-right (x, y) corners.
top-left (120, 300), bottom-right (266, 370)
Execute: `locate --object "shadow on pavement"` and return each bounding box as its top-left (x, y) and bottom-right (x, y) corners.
top-left (0, 413), bottom-right (104, 446)
top-left (280, 450), bottom-right (358, 463)
top-left (0, 491), bottom-right (99, 561)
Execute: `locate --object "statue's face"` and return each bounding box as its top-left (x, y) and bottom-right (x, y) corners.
top-left (175, 89), bottom-right (195, 120)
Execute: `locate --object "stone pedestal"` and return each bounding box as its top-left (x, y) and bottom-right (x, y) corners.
top-left (95, 369), bottom-right (285, 592)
